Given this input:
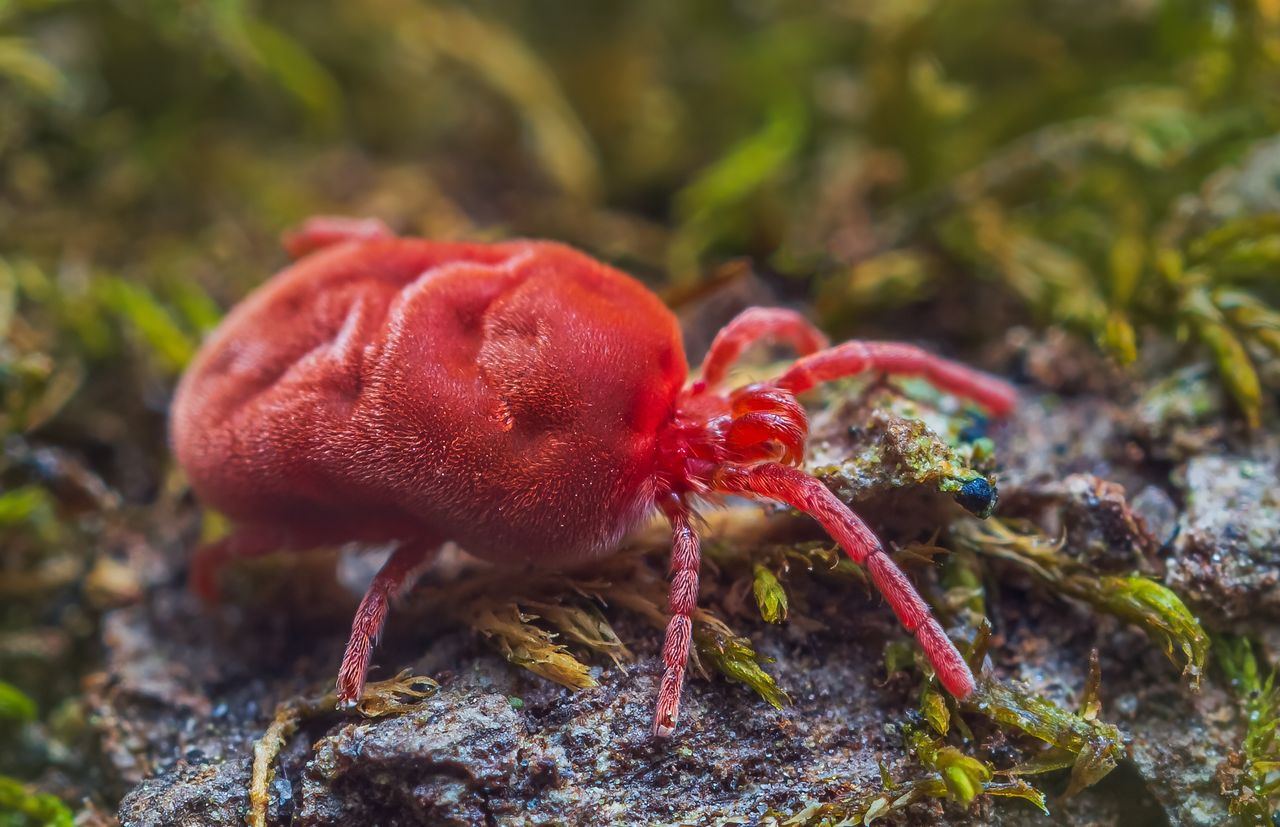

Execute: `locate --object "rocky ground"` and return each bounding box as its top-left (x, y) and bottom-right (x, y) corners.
top-left (90, 333), bottom-right (1277, 827)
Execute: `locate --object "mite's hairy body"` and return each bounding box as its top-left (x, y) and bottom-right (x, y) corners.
top-left (173, 217), bottom-right (1017, 735)
top-left (173, 238), bottom-right (684, 565)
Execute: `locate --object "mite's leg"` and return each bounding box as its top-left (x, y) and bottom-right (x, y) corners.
top-left (773, 340), bottom-right (1017, 416)
top-left (281, 216), bottom-right (394, 259)
top-left (189, 525), bottom-right (292, 605)
top-left (699, 308), bottom-right (830, 390)
top-left (336, 540), bottom-right (440, 708)
top-left (190, 537), bottom-right (238, 605)
top-left (653, 496), bottom-right (702, 737)
top-left (715, 463), bottom-right (976, 698)
top-left (189, 520), bottom-right (386, 604)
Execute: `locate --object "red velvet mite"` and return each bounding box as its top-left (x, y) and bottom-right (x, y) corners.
top-left (171, 216), bottom-right (1017, 736)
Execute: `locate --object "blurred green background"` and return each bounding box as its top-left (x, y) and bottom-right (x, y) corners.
top-left (1, 0), bottom-right (1279, 821)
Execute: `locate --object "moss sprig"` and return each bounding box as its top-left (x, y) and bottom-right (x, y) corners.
top-left (951, 517), bottom-right (1209, 687)
top-left (1215, 635), bottom-right (1280, 823)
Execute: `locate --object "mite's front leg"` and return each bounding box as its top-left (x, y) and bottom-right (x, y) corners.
top-left (773, 340), bottom-right (1017, 416)
top-left (698, 307), bottom-right (829, 390)
top-left (653, 495), bottom-right (702, 737)
top-left (714, 462), bottom-right (976, 699)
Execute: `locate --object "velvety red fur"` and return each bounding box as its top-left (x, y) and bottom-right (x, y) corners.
top-left (172, 217), bottom-right (1017, 733)
top-left (172, 236), bottom-right (685, 566)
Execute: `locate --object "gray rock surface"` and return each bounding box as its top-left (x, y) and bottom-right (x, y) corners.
top-left (106, 363), bottom-right (1270, 826)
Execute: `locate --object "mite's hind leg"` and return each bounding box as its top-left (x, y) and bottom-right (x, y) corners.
top-left (189, 524), bottom-right (294, 605)
top-left (281, 215), bottom-right (394, 259)
top-left (336, 539), bottom-right (440, 708)
top-left (189, 519), bottom-right (377, 604)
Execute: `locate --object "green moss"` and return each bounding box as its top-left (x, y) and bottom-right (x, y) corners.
top-left (1180, 284), bottom-right (1262, 428)
top-left (693, 617), bottom-right (790, 711)
top-left (0, 682), bottom-right (36, 725)
top-left (1089, 575), bottom-right (1210, 688)
top-left (770, 717), bottom-right (1053, 825)
top-left (403, 543), bottom-right (794, 711)
top-left (0, 777), bottom-right (73, 827)
top-left (1138, 365), bottom-right (1224, 428)
top-left (92, 275), bottom-right (199, 376)
top-left (952, 518), bottom-right (1210, 687)
top-left (1216, 636), bottom-right (1280, 823)
top-left (964, 673), bottom-right (1124, 797)
top-left (811, 401), bottom-right (1001, 518)
top-left (0, 488), bottom-right (55, 535)
top-left (752, 563), bottom-right (789, 624)
top-left (3, 0), bottom-right (1278, 813)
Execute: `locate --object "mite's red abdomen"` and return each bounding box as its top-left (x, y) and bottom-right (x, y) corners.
top-left (171, 238), bottom-right (688, 564)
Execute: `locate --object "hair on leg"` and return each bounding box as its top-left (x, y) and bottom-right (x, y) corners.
top-left (715, 462), bottom-right (976, 698)
top-left (653, 496), bottom-right (702, 736)
top-left (336, 539), bottom-right (439, 708)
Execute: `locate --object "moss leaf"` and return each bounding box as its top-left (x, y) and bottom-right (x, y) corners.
top-left (752, 563), bottom-right (789, 624)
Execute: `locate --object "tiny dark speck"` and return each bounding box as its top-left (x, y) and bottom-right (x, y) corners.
top-left (955, 477), bottom-right (998, 518)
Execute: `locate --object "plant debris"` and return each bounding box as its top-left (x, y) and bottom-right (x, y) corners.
top-left (952, 517), bottom-right (1210, 688)
top-left (246, 670), bottom-right (438, 827)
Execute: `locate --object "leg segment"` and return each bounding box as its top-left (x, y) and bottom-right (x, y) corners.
top-left (336, 540), bottom-right (440, 708)
top-left (189, 520), bottom-right (412, 604)
top-left (700, 308), bottom-right (830, 390)
top-left (281, 215), bottom-right (394, 259)
top-left (189, 536), bottom-right (241, 605)
top-left (189, 525), bottom-right (292, 605)
top-left (653, 496), bottom-right (702, 737)
top-left (773, 340), bottom-right (1017, 416)
top-left (714, 463), bottom-right (976, 698)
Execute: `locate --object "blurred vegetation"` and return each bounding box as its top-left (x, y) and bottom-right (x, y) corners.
top-left (2, 0), bottom-right (1279, 821)
top-left (1215, 636), bottom-right (1280, 825)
